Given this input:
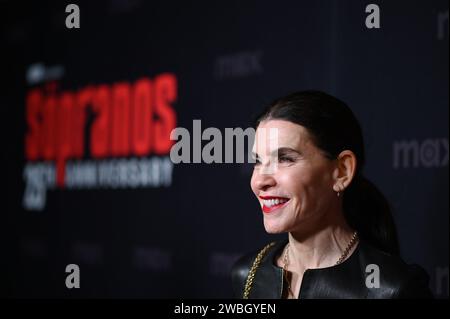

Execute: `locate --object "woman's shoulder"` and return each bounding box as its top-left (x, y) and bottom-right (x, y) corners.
top-left (230, 241), bottom-right (285, 298)
top-left (358, 241), bottom-right (433, 298)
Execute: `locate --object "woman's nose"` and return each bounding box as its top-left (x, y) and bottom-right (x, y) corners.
top-left (253, 170), bottom-right (276, 191)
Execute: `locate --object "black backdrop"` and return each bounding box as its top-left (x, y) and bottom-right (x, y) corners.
top-left (2, 0), bottom-right (448, 298)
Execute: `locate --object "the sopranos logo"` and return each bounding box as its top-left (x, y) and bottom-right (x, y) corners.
top-left (23, 73), bottom-right (177, 211)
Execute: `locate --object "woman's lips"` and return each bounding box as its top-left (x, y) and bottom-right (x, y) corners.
top-left (259, 196), bottom-right (290, 214)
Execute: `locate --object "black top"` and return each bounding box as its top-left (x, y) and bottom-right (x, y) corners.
top-left (231, 239), bottom-right (433, 299)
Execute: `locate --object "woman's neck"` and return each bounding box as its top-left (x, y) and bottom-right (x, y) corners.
top-left (287, 211), bottom-right (356, 271)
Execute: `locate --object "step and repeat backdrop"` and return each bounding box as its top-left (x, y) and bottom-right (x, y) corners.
top-left (3, 0), bottom-right (448, 298)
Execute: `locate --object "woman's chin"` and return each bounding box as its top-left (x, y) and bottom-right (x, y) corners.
top-left (263, 221), bottom-right (286, 234)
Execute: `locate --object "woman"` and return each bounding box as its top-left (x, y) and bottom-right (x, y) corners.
top-left (231, 91), bottom-right (433, 299)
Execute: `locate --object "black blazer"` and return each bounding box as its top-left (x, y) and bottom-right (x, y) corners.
top-left (231, 239), bottom-right (433, 299)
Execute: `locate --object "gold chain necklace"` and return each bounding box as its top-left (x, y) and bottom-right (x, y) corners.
top-left (282, 231), bottom-right (358, 298)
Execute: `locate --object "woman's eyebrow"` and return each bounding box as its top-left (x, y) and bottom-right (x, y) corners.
top-left (271, 147), bottom-right (301, 156)
top-left (252, 148), bottom-right (301, 158)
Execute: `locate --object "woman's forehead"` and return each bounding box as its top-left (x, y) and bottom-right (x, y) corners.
top-left (252, 120), bottom-right (314, 155)
top-left (255, 120), bottom-right (312, 148)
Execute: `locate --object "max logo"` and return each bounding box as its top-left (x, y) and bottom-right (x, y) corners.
top-left (393, 139), bottom-right (449, 169)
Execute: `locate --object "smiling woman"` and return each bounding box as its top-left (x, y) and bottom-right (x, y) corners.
top-left (231, 90), bottom-right (433, 299)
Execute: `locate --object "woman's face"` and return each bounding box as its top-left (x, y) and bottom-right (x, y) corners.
top-left (250, 119), bottom-right (338, 234)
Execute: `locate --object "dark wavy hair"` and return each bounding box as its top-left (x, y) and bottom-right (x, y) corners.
top-left (255, 90), bottom-right (400, 256)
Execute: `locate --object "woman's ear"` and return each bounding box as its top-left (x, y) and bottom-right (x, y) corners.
top-left (332, 150), bottom-right (357, 192)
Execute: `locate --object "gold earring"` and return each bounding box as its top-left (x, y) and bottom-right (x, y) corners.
top-left (336, 184), bottom-right (344, 197)
top-left (334, 184), bottom-right (340, 196)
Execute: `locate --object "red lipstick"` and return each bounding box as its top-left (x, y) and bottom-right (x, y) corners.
top-left (259, 196), bottom-right (290, 213)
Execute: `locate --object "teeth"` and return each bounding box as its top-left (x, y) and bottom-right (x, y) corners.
top-left (263, 198), bottom-right (288, 207)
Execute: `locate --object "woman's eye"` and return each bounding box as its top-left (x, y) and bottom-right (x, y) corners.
top-left (253, 159), bottom-right (261, 166)
top-left (279, 156), bottom-right (294, 163)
